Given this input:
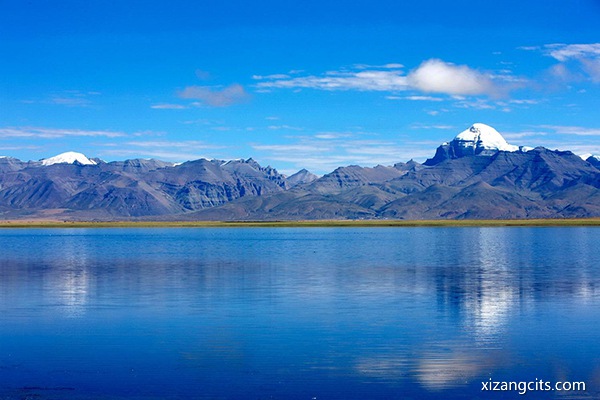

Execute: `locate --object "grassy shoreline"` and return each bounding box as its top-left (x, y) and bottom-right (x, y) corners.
top-left (0, 218), bottom-right (599, 228)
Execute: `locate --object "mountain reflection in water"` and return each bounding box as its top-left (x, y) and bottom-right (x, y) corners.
top-left (0, 227), bottom-right (598, 399)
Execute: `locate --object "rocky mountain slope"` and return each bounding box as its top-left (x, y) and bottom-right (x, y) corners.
top-left (0, 156), bottom-right (288, 219)
top-left (1, 124), bottom-right (599, 220)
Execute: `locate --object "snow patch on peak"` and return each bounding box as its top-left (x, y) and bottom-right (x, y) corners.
top-left (454, 123), bottom-right (518, 152)
top-left (579, 153), bottom-right (600, 162)
top-left (41, 151), bottom-right (97, 166)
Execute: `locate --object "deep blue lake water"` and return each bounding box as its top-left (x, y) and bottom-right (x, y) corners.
top-left (0, 227), bottom-right (599, 399)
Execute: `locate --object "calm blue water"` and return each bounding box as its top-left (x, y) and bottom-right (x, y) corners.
top-left (0, 227), bottom-right (599, 399)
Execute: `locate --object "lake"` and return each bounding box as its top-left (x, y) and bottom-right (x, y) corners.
top-left (0, 227), bottom-right (599, 399)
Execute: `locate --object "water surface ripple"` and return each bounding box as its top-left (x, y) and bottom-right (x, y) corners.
top-left (1, 227), bottom-right (599, 399)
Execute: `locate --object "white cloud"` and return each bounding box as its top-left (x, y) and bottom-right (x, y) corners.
top-left (410, 124), bottom-right (455, 130)
top-left (580, 58), bottom-right (600, 83)
top-left (254, 69), bottom-right (408, 91)
top-left (151, 103), bottom-right (187, 109)
top-left (252, 144), bottom-right (329, 153)
top-left (403, 95), bottom-right (444, 102)
top-left (267, 125), bottom-right (304, 131)
top-left (534, 43), bottom-right (600, 83)
top-left (0, 127), bottom-right (126, 138)
top-left (407, 59), bottom-right (498, 96)
top-left (538, 125), bottom-right (600, 136)
top-left (50, 97), bottom-right (91, 107)
top-left (252, 74), bottom-right (291, 80)
top-left (101, 149), bottom-right (208, 162)
top-left (124, 140), bottom-right (221, 149)
top-left (0, 145), bottom-right (41, 151)
top-left (250, 134), bottom-right (435, 175)
top-left (178, 84), bottom-right (250, 107)
top-left (566, 145), bottom-right (600, 156)
top-left (314, 132), bottom-right (353, 139)
top-left (508, 99), bottom-right (540, 105)
top-left (255, 59), bottom-right (512, 97)
top-left (353, 63), bottom-right (404, 70)
top-left (544, 43), bottom-right (600, 62)
top-left (453, 98), bottom-right (495, 110)
top-left (100, 140), bottom-right (226, 162)
top-left (502, 131), bottom-right (548, 140)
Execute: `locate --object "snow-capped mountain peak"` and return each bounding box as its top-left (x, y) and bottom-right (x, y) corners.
top-left (41, 151), bottom-right (97, 166)
top-left (579, 153), bottom-right (599, 161)
top-left (454, 123), bottom-right (518, 152)
top-left (425, 123), bottom-right (521, 165)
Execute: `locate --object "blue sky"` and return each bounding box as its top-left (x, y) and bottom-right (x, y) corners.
top-left (1, 0), bottom-right (599, 175)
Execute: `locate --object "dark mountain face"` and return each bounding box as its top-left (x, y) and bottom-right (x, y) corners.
top-left (1, 124), bottom-right (599, 220)
top-left (0, 158), bottom-right (288, 218)
top-left (180, 148), bottom-right (599, 221)
top-left (587, 156), bottom-right (600, 169)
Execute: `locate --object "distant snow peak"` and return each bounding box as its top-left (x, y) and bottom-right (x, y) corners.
top-left (41, 151), bottom-right (97, 166)
top-left (454, 123), bottom-right (518, 152)
top-left (584, 154), bottom-right (600, 168)
top-left (579, 153), bottom-right (600, 162)
top-left (424, 123), bottom-right (522, 166)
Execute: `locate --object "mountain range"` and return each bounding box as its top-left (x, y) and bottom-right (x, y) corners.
top-left (1, 123), bottom-right (599, 221)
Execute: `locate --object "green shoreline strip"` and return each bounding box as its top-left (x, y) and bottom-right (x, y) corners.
top-left (0, 218), bottom-right (599, 228)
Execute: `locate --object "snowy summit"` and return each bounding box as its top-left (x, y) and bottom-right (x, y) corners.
top-left (425, 123), bottom-right (524, 165)
top-left (453, 123), bottom-right (519, 153)
top-left (41, 151), bottom-right (97, 166)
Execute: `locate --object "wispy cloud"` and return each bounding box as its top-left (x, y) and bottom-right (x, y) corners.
top-left (0, 145), bottom-right (41, 151)
top-left (506, 99), bottom-right (540, 105)
top-left (267, 125), bottom-right (304, 131)
top-left (97, 139), bottom-right (227, 162)
top-left (252, 143), bottom-right (329, 153)
top-left (502, 131), bottom-right (548, 140)
top-left (544, 43), bottom-right (600, 62)
top-left (49, 97), bottom-right (92, 107)
top-left (0, 127), bottom-right (126, 138)
top-left (251, 133), bottom-right (434, 174)
top-left (410, 124), bottom-right (455, 130)
top-left (254, 68), bottom-right (408, 92)
top-left (150, 103), bottom-right (187, 109)
top-left (100, 149), bottom-right (209, 161)
top-left (546, 43), bottom-right (600, 82)
top-left (252, 73), bottom-right (292, 80)
top-left (394, 95), bottom-right (445, 102)
top-left (501, 126), bottom-right (600, 154)
top-left (314, 132), bottom-right (354, 139)
top-left (525, 43), bottom-right (600, 83)
top-left (254, 59), bottom-right (516, 98)
top-left (453, 98), bottom-right (496, 110)
top-left (123, 140), bottom-right (222, 149)
top-left (21, 90), bottom-right (100, 107)
top-left (178, 84), bottom-right (250, 107)
top-left (538, 125), bottom-right (600, 136)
